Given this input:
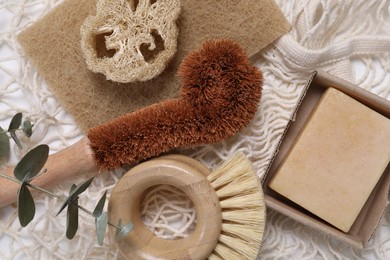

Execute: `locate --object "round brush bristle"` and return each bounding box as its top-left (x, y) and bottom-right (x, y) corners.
top-left (212, 243), bottom-right (243, 259)
top-left (207, 152), bottom-right (266, 260)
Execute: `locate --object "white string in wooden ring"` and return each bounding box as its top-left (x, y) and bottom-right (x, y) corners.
top-left (109, 154), bottom-right (221, 259)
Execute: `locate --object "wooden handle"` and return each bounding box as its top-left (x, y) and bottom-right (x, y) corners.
top-left (0, 137), bottom-right (98, 208)
top-left (109, 155), bottom-right (222, 260)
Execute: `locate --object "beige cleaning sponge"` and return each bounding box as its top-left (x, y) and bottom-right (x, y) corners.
top-left (80, 0), bottom-right (181, 83)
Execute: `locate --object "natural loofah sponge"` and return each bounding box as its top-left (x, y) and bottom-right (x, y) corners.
top-left (88, 39), bottom-right (263, 170)
top-left (80, 0), bottom-right (181, 83)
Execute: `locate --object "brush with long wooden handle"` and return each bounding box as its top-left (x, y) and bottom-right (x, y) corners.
top-left (0, 39), bottom-right (262, 208)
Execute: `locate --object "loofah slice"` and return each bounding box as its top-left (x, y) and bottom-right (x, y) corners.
top-left (80, 0), bottom-right (181, 83)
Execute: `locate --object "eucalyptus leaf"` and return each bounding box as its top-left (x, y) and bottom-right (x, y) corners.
top-left (17, 183), bottom-right (35, 227)
top-left (10, 131), bottom-right (23, 149)
top-left (66, 197), bottom-right (79, 239)
top-left (14, 144), bottom-right (49, 182)
top-left (71, 177), bottom-right (94, 198)
top-left (93, 191), bottom-right (107, 218)
top-left (117, 222), bottom-right (133, 239)
top-left (0, 127), bottom-right (10, 160)
top-left (95, 211), bottom-right (108, 246)
top-left (69, 184), bottom-right (77, 193)
top-left (57, 178), bottom-right (94, 217)
top-left (57, 184), bottom-right (77, 216)
top-left (22, 120), bottom-right (33, 137)
top-left (8, 112), bottom-right (22, 131)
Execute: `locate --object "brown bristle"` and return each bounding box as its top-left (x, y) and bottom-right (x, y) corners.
top-left (88, 39), bottom-right (263, 170)
top-left (179, 40), bottom-right (261, 112)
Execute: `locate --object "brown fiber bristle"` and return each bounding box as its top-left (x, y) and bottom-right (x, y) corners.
top-left (88, 39), bottom-right (263, 170)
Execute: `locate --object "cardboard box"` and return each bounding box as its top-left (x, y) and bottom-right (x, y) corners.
top-left (262, 70), bottom-right (390, 248)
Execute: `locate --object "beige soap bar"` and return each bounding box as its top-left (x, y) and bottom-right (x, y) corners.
top-left (269, 88), bottom-right (390, 232)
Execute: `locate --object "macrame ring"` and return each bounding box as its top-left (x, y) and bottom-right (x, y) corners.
top-left (109, 155), bottom-right (222, 259)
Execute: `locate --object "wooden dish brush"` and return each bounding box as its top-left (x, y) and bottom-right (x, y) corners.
top-left (109, 152), bottom-right (266, 259)
top-left (0, 39), bottom-right (262, 209)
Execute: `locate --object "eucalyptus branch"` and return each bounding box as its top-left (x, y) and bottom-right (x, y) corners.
top-left (77, 204), bottom-right (94, 216)
top-left (0, 124), bottom-right (34, 134)
top-left (0, 171), bottom-right (124, 233)
top-left (108, 222), bottom-right (118, 229)
top-left (0, 172), bottom-right (20, 183)
top-left (0, 172), bottom-right (63, 200)
top-left (26, 182), bottom-right (64, 200)
top-left (0, 112), bottom-right (132, 244)
top-left (0, 172), bottom-right (121, 228)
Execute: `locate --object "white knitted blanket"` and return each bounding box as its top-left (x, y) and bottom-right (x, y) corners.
top-left (1, 0), bottom-right (390, 259)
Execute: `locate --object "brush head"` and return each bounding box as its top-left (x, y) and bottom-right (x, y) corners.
top-left (88, 39), bottom-right (263, 170)
top-left (108, 152), bottom-right (265, 259)
top-left (179, 39), bottom-right (263, 116)
top-left (207, 152), bottom-right (265, 259)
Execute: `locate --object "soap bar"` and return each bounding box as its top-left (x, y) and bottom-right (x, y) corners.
top-left (269, 88), bottom-right (390, 232)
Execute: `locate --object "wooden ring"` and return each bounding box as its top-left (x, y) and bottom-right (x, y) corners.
top-left (108, 155), bottom-right (222, 259)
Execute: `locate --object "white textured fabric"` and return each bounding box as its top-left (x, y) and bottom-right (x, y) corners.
top-left (1, 0), bottom-right (390, 259)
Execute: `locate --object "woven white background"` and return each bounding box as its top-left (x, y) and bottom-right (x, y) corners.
top-left (1, 0), bottom-right (390, 259)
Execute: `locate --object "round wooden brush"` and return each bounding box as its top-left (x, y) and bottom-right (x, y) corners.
top-left (109, 152), bottom-right (265, 259)
top-left (0, 39), bottom-right (262, 208)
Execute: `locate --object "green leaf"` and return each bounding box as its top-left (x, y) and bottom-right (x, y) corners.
top-left (71, 177), bottom-right (94, 198)
top-left (69, 184), bottom-right (77, 193)
top-left (22, 120), bottom-right (33, 137)
top-left (93, 191), bottom-right (107, 218)
top-left (117, 222), bottom-right (133, 240)
top-left (0, 127), bottom-right (10, 160)
top-left (66, 197), bottom-right (79, 239)
top-left (57, 184), bottom-right (77, 216)
top-left (57, 178), bottom-right (94, 216)
top-left (8, 112), bottom-right (22, 131)
top-left (95, 211), bottom-right (108, 246)
top-left (17, 183), bottom-right (36, 227)
top-left (10, 131), bottom-right (23, 149)
top-left (14, 144), bottom-right (49, 182)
